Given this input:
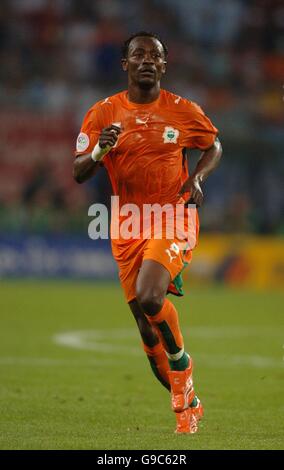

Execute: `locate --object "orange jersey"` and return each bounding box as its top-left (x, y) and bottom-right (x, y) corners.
top-left (76, 89), bottom-right (218, 246)
top-left (76, 89), bottom-right (217, 204)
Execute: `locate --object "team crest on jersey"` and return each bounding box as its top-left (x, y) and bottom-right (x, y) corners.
top-left (163, 126), bottom-right (179, 144)
top-left (76, 132), bottom-right (89, 152)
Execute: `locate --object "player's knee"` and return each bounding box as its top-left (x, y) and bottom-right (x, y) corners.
top-left (136, 289), bottom-right (164, 316)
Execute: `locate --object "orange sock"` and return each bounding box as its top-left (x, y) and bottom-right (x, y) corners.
top-left (143, 342), bottom-right (170, 390)
top-left (146, 298), bottom-right (184, 356)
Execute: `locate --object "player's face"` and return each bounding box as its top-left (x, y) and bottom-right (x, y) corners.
top-left (122, 36), bottom-right (167, 89)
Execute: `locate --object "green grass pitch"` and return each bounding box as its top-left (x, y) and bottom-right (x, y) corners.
top-left (0, 280), bottom-right (283, 450)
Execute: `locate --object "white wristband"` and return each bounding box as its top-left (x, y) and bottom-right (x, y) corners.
top-left (91, 142), bottom-right (111, 162)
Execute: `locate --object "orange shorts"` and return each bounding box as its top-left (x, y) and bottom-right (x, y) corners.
top-left (111, 237), bottom-right (193, 303)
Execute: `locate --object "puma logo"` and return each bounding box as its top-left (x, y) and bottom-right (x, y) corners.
top-left (101, 97), bottom-right (112, 105)
top-left (165, 242), bottom-right (180, 263)
top-left (136, 116), bottom-right (150, 127)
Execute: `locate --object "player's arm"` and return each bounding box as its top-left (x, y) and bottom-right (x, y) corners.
top-left (178, 137), bottom-right (222, 207)
top-left (73, 155), bottom-right (100, 184)
top-left (73, 125), bottom-right (121, 184)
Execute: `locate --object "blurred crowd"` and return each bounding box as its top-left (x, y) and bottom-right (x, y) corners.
top-left (0, 0), bottom-right (283, 235)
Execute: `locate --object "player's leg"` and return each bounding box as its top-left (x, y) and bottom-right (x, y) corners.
top-left (136, 259), bottom-right (202, 433)
top-left (128, 299), bottom-right (170, 390)
top-left (136, 259), bottom-right (190, 373)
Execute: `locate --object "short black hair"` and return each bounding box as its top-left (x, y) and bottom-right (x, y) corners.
top-left (122, 31), bottom-right (168, 59)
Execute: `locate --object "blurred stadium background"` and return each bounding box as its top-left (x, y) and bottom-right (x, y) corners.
top-left (0, 0), bottom-right (283, 450)
top-left (0, 0), bottom-right (283, 286)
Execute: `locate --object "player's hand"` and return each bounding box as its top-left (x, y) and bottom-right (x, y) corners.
top-left (99, 125), bottom-right (122, 149)
top-left (178, 176), bottom-right (204, 207)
